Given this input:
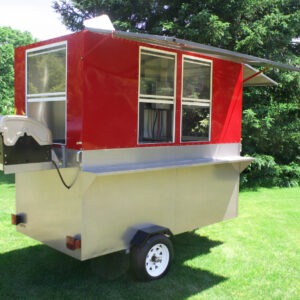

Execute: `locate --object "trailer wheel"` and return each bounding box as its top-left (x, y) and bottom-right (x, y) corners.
top-left (131, 234), bottom-right (173, 281)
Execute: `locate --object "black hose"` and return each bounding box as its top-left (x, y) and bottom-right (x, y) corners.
top-left (52, 160), bottom-right (73, 189)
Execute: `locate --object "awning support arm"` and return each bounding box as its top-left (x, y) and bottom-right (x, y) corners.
top-left (243, 67), bottom-right (269, 83)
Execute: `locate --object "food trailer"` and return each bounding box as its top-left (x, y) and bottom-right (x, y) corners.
top-left (1, 16), bottom-right (299, 280)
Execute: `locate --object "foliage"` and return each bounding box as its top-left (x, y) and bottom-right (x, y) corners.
top-left (0, 171), bottom-right (14, 185)
top-left (0, 27), bottom-right (36, 115)
top-left (241, 154), bottom-right (300, 188)
top-left (53, 0), bottom-right (300, 57)
top-left (242, 64), bottom-right (300, 187)
top-left (53, 1), bottom-right (300, 188)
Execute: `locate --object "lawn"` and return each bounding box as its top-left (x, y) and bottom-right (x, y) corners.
top-left (0, 175), bottom-right (299, 300)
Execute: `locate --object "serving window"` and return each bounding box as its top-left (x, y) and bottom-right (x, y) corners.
top-left (26, 42), bottom-right (67, 144)
top-left (181, 56), bottom-right (212, 142)
top-left (138, 48), bottom-right (176, 143)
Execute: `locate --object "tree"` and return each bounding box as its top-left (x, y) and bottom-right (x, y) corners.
top-left (53, 0), bottom-right (300, 187)
top-left (0, 27), bottom-right (36, 115)
top-left (53, 0), bottom-right (300, 56)
top-left (242, 61), bottom-right (300, 187)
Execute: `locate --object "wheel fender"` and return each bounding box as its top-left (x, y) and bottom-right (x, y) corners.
top-left (130, 224), bottom-right (173, 249)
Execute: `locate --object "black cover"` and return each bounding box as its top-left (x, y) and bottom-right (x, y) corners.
top-left (0, 134), bottom-right (51, 166)
top-left (130, 225), bottom-right (173, 248)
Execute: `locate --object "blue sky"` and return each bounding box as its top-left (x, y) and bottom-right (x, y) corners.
top-left (0, 0), bottom-right (71, 40)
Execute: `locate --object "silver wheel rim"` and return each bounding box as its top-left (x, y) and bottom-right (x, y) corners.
top-left (145, 243), bottom-right (170, 277)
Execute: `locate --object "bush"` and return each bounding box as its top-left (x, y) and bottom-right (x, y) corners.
top-left (241, 154), bottom-right (300, 189)
top-left (276, 163), bottom-right (300, 188)
top-left (0, 172), bottom-right (14, 184)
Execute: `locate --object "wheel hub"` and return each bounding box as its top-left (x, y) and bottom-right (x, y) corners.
top-left (145, 243), bottom-right (170, 277)
top-left (151, 255), bottom-right (162, 263)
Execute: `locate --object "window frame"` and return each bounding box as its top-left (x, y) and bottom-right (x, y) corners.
top-left (25, 41), bottom-right (67, 145)
top-left (180, 55), bottom-right (213, 143)
top-left (138, 47), bottom-right (177, 144)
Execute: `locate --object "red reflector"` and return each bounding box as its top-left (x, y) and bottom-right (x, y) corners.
top-left (66, 236), bottom-right (81, 250)
top-left (11, 214), bottom-right (17, 225)
top-left (11, 213), bottom-right (25, 225)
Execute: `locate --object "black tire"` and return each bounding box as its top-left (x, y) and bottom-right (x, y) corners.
top-left (130, 234), bottom-right (174, 281)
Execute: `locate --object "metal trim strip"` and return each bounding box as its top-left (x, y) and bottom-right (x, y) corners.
top-left (87, 28), bottom-right (299, 72)
top-left (81, 143), bottom-right (253, 175)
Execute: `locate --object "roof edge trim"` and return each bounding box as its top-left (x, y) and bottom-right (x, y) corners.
top-left (86, 28), bottom-right (300, 72)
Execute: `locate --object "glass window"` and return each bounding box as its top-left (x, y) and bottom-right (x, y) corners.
top-left (181, 56), bottom-right (212, 142)
top-left (26, 42), bottom-right (67, 143)
top-left (139, 48), bottom-right (176, 143)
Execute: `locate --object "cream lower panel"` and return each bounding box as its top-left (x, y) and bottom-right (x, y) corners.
top-left (15, 162), bottom-right (240, 261)
top-left (174, 163), bottom-right (240, 233)
top-left (15, 168), bottom-right (95, 260)
top-left (81, 162), bottom-right (240, 260)
top-left (81, 168), bottom-right (177, 260)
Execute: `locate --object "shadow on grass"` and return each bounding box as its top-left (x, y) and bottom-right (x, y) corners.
top-left (0, 232), bottom-right (226, 299)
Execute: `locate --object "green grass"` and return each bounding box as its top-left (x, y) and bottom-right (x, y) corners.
top-left (0, 179), bottom-right (299, 299)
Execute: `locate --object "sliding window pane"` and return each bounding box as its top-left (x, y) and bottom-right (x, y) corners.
top-left (183, 60), bottom-right (211, 100)
top-left (27, 45), bottom-right (66, 97)
top-left (181, 105), bottom-right (210, 142)
top-left (140, 50), bottom-right (175, 98)
top-left (139, 103), bottom-right (173, 142)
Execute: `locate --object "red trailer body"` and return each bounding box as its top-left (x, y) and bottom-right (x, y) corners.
top-left (15, 30), bottom-right (243, 151)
